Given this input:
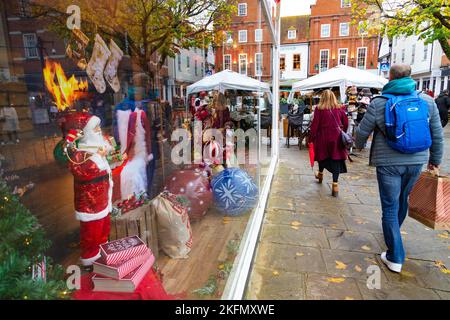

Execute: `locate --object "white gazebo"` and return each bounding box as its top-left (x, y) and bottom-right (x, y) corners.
top-left (186, 69), bottom-right (272, 96)
top-left (290, 65), bottom-right (389, 102)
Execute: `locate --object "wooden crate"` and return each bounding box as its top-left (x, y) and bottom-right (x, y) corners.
top-left (110, 204), bottom-right (159, 259)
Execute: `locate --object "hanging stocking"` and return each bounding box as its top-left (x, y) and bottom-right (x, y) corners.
top-left (66, 28), bottom-right (90, 70)
top-left (86, 34), bottom-right (111, 93)
top-left (104, 39), bottom-right (124, 93)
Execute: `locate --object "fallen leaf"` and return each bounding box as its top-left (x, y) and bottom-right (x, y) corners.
top-left (440, 268), bottom-right (450, 275)
top-left (335, 260), bottom-right (348, 270)
top-left (327, 277), bottom-right (346, 283)
top-left (355, 265), bottom-right (362, 272)
top-left (437, 233), bottom-right (449, 239)
top-left (355, 219), bottom-right (368, 225)
top-left (361, 245), bottom-right (371, 251)
top-left (218, 264), bottom-right (225, 270)
top-left (296, 252), bottom-right (304, 257)
top-left (364, 257), bottom-right (377, 264)
top-left (272, 271), bottom-right (280, 276)
top-left (344, 296), bottom-right (354, 300)
top-left (435, 260), bottom-right (445, 268)
top-left (291, 221), bottom-right (302, 227)
top-left (401, 270), bottom-right (415, 277)
top-left (291, 226), bottom-right (299, 230)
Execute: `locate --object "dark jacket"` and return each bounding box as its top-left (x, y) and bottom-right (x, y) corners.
top-left (435, 93), bottom-right (450, 127)
top-left (310, 107), bottom-right (349, 162)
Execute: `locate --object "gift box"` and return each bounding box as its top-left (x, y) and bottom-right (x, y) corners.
top-left (92, 255), bottom-right (154, 293)
top-left (93, 248), bottom-right (154, 280)
top-left (110, 204), bottom-right (159, 259)
top-left (100, 236), bottom-right (148, 266)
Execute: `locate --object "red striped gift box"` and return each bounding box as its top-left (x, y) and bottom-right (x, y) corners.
top-left (409, 172), bottom-right (450, 230)
top-left (93, 249), bottom-right (154, 279)
top-left (100, 236), bottom-right (148, 266)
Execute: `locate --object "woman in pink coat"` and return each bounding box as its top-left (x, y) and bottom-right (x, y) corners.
top-left (309, 90), bottom-right (349, 197)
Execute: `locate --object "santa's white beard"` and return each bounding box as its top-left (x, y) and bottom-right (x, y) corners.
top-left (78, 132), bottom-right (112, 153)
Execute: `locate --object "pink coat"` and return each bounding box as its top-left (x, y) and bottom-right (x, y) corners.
top-left (309, 107), bottom-right (349, 162)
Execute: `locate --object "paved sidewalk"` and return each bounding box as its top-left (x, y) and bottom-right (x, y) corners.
top-left (247, 129), bottom-right (450, 300)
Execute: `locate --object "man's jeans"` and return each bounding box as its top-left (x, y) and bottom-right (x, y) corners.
top-left (376, 165), bottom-right (423, 264)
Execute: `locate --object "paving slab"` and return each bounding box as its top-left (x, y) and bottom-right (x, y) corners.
top-left (305, 273), bottom-right (363, 300)
top-left (262, 224), bottom-right (329, 248)
top-left (326, 229), bottom-right (382, 254)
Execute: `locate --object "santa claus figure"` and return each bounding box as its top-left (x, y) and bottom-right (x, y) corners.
top-left (116, 103), bottom-right (153, 199)
top-left (65, 113), bottom-right (113, 266)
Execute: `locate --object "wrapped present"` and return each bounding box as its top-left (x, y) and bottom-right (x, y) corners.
top-left (409, 171), bottom-right (450, 230)
top-left (93, 248), bottom-right (154, 280)
top-left (110, 204), bottom-right (159, 259)
top-left (100, 236), bottom-right (148, 265)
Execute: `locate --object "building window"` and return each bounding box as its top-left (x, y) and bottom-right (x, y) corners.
top-left (23, 33), bottom-right (38, 58)
top-left (339, 23), bottom-right (350, 36)
top-left (19, 0), bottom-right (31, 17)
top-left (195, 60), bottom-right (198, 76)
top-left (321, 24), bottom-right (331, 38)
top-left (338, 48), bottom-right (348, 65)
top-left (178, 54), bottom-right (182, 72)
top-left (186, 56), bottom-right (190, 69)
top-left (401, 49), bottom-right (405, 63)
top-left (255, 29), bottom-right (263, 42)
top-left (201, 62), bottom-right (204, 76)
top-left (287, 29), bottom-right (297, 40)
top-left (411, 44), bottom-right (416, 65)
top-left (238, 30), bottom-right (248, 43)
top-left (238, 3), bottom-right (247, 16)
top-left (423, 44), bottom-right (428, 61)
top-left (255, 53), bottom-right (263, 76)
top-left (357, 47), bottom-right (367, 69)
top-left (293, 54), bottom-right (301, 71)
top-left (280, 55), bottom-right (286, 71)
top-left (239, 54), bottom-right (247, 75)
top-left (341, 0), bottom-right (351, 8)
top-left (320, 49), bottom-right (329, 72)
top-left (393, 53), bottom-right (397, 64)
top-left (224, 54), bottom-right (232, 70)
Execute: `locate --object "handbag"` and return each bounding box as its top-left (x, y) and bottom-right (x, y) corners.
top-left (329, 109), bottom-right (353, 149)
top-left (408, 170), bottom-right (450, 230)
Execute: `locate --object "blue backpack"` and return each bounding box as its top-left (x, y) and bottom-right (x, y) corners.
top-left (382, 91), bottom-right (432, 154)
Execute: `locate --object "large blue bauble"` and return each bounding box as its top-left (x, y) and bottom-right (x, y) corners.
top-left (211, 168), bottom-right (258, 216)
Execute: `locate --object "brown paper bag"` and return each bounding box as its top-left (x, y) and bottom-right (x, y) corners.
top-left (408, 171), bottom-right (450, 230)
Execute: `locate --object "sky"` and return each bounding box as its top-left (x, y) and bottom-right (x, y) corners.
top-left (280, 0), bottom-right (317, 17)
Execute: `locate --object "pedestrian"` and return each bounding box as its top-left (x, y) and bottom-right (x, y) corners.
top-left (309, 89), bottom-right (349, 197)
top-left (355, 64), bottom-right (444, 273)
top-left (435, 89), bottom-right (450, 127)
top-left (1, 104), bottom-right (20, 144)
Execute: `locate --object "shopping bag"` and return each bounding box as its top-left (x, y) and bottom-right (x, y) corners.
top-left (408, 171), bottom-right (450, 230)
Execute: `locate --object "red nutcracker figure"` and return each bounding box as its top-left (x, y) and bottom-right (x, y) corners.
top-left (65, 113), bottom-right (113, 266)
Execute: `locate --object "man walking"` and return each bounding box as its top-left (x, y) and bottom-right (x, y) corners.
top-left (435, 89), bottom-right (450, 127)
top-left (355, 64), bottom-right (444, 273)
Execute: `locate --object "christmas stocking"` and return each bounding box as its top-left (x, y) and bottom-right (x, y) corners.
top-left (66, 28), bottom-right (90, 70)
top-left (86, 34), bottom-right (111, 94)
top-left (104, 39), bottom-right (124, 93)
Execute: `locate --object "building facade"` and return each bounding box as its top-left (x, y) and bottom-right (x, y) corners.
top-left (215, 0), bottom-right (273, 83)
top-left (308, 0), bottom-right (379, 76)
top-left (279, 15), bottom-right (309, 83)
top-left (391, 35), bottom-right (446, 96)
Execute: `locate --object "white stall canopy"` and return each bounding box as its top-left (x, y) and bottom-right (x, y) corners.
top-left (186, 69), bottom-right (272, 96)
top-left (290, 65), bottom-right (389, 102)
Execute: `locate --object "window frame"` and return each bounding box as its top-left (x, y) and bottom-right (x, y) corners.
top-left (339, 22), bottom-right (350, 37)
top-left (223, 54), bottom-right (232, 71)
top-left (237, 3), bottom-right (248, 17)
top-left (255, 29), bottom-right (263, 42)
top-left (357, 47), bottom-right (367, 69)
top-left (255, 53), bottom-right (263, 76)
top-left (280, 55), bottom-right (286, 71)
top-left (338, 48), bottom-right (348, 66)
top-left (287, 29), bottom-right (297, 40)
top-left (319, 49), bottom-right (330, 72)
top-left (321, 24), bottom-right (331, 38)
top-left (23, 33), bottom-right (38, 59)
top-left (238, 30), bottom-right (248, 43)
top-left (341, 0), bottom-right (351, 8)
top-left (293, 53), bottom-right (301, 71)
top-left (411, 44), bottom-right (416, 65)
top-left (239, 53), bottom-right (248, 76)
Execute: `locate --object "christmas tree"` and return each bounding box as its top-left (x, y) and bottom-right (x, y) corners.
top-left (0, 179), bottom-right (68, 299)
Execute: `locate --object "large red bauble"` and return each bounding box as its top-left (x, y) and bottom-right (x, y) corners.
top-left (164, 168), bottom-right (213, 220)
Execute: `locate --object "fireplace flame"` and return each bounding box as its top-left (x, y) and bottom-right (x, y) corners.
top-left (43, 60), bottom-right (88, 111)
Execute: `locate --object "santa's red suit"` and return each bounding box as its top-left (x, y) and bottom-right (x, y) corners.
top-left (65, 113), bottom-right (113, 266)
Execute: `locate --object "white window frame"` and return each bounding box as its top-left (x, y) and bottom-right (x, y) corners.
top-left (238, 30), bottom-right (248, 43)
top-left (287, 29), bottom-right (297, 40)
top-left (223, 54), bottom-right (232, 70)
top-left (341, 0), bottom-right (351, 8)
top-left (238, 3), bottom-right (247, 17)
top-left (255, 29), bottom-right (263, 42)
top-left (239, 53), bottom-right (247, 75)
top-left (186, 56), bottom-right (190, 69)
top-left (255, 53), bottom-right (263, 76)
top-left (357, 47), bottom-right (367, 69)
top-left (423, 44), bottom-right (429, 61)
top-left (293, 53), bottom-right (301, 71)
top-left (339, 23), bottom-right (350, 37)
top-left (411, 44), bottom-right (416, 65)
top-left (319, 49), bottom-right (330, 72)
top-left (23, 33), bottom-right (38, 58)
top-left (321, 24), bottom-right (331, 38)
top-left (338, 48), bottom-right (348, 65)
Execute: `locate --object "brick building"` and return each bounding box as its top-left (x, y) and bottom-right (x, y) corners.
top-left (308, 0), bottom-right (379, 76)
top-left (215, 0), bottom-right (273, 83)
